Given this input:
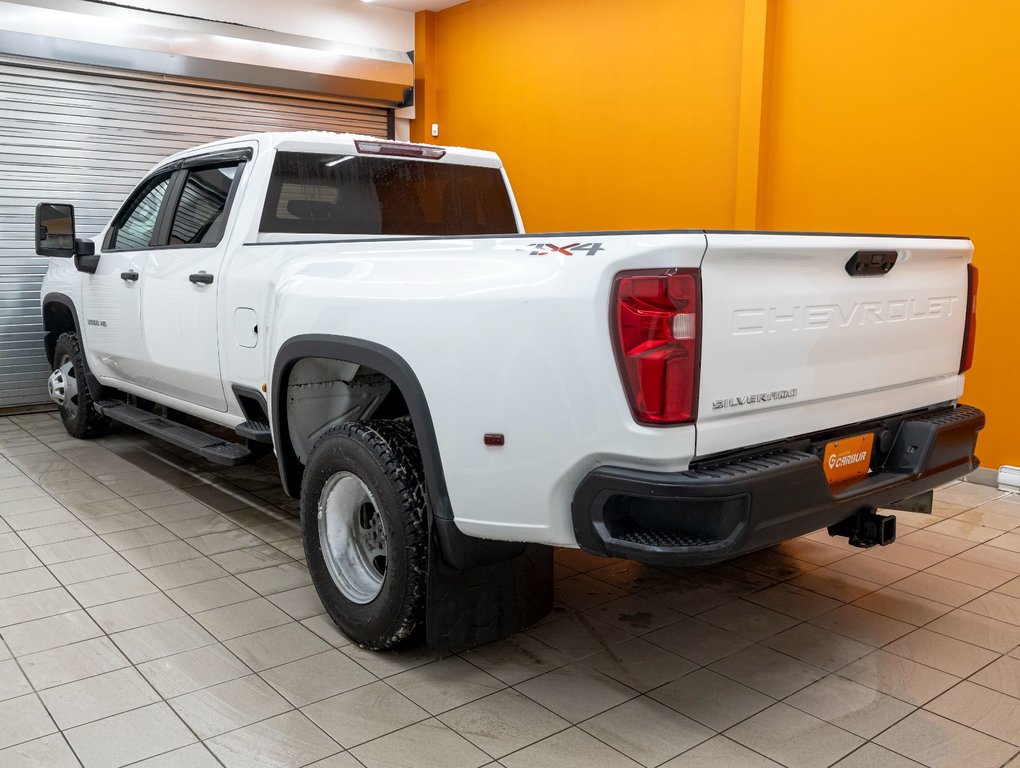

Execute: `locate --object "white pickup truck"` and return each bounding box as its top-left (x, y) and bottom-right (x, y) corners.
top-left (35, 132), bottom-right (983, 650)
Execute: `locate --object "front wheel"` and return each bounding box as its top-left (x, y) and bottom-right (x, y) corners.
top-left (49, 332), bottom-right (109, 439)
top-left (301, 420), bottom-right (428, 649)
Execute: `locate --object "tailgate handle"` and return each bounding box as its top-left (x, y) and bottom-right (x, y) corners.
top-left (846, 251), bottom-right (898, 277)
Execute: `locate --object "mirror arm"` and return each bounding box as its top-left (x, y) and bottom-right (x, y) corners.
top-left (74, 253), bottom-right (99, 274)
top-left (73, 239), bottom-right (99, 274)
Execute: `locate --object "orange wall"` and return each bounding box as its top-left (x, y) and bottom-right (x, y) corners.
top-left (414, 0), bottom-right (1019, 468)
top-left (413, 0), bottom-right (746, 231)
top-left (758, 1), bottom-right (1020, 469)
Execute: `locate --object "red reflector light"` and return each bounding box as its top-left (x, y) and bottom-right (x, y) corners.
top-left (354, 139), bottom-right (446, 160)
top-left (612, 269), bottom-right (701, 424)
top-left (960, 263), bottom-right (977, 373)
top-left (483, 433), bottom-right (505, 446)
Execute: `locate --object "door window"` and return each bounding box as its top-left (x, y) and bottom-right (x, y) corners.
top-left (108, 174), bottom-right (173, 250)
top-left (168, 164), bottom-right (240, 246)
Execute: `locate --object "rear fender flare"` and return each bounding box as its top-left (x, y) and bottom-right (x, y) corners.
top-left (270, 335), bottom-right (452, 520)
top-left (272, 335), bottom-right (526, 569)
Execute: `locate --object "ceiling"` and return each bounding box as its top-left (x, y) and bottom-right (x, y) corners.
top-left (364, 0), bottom-right (465, 11)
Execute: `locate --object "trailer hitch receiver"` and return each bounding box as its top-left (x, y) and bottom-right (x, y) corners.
top-left (827, 510), bottom-right (896, 548)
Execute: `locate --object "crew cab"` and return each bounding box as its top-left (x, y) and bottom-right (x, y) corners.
top-left (35, 132), bottom-right (983, 649)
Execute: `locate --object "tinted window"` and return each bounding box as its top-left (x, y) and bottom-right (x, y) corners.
top-left (260, 152), bottom-right (518, 236)
top-left (110, 174), bottom-right (172, 250)
top-left (169, 165), bottom-right (238, 246)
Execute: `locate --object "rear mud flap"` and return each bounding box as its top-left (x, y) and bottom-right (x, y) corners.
top-left (424, 534), bottom-right (554, 652)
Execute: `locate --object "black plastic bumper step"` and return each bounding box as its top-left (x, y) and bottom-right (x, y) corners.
top-left (235, 420), bottom-right (272, 444)
top-left (614, 527), bottom-right (718, 549)
top-left (95, 400), bottom-right (253, 466)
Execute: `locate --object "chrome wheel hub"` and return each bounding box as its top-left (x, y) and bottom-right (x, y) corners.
top-left (318, 471), bottom-right (388, 604)
top-left (48, 356), bottom-right (79, 417)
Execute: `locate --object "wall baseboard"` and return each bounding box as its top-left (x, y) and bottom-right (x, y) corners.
top-left (998, 466), bottom-right (1020, 493)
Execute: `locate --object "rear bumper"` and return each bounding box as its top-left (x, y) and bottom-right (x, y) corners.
top-left (571, 404), bottom-right (985, 566)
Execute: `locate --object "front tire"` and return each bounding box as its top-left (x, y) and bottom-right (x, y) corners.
top-left (301, 420), bottom-right (428, 649)
top-left (49, 332), bottom-right (109, 439)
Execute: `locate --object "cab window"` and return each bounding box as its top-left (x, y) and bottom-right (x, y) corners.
top-left (168, 164), bottom-right (239, 246)
top-left (107, 173), bottom-right (173, 250)
top-left (260, 151), bottom-right (518, 236)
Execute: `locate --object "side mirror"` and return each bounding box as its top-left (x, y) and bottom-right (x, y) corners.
top-left (35, 203), bottom-right (76, 257)
top-left (35, 202), bottom-right (99, 272)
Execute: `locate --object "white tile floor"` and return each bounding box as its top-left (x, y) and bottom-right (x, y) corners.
top-left (0, 411), bottom-right (1019, 767)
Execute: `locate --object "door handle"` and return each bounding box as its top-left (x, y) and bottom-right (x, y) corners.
top-left (120, 271), bottom-right (139, 282)
top-left (189, 272), bottom-right (214, 285)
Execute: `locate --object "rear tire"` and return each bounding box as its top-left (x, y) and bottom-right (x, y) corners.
top-left (301, 420), bottom-right (428, 649)
top-left (49, 332), bottom-right (109, 439)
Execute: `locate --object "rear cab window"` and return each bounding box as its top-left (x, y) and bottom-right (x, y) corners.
top-left (259, 152), bottom-right (518, 237)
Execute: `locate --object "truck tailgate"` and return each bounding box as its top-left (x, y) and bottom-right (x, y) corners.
top-left (696, 233), bottom-right (972, 458)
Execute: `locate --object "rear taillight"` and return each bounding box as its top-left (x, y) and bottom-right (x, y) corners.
top-left (612, 269), bottom-right (701, 424)
top-left (960, 263), bottom-right (978, 373)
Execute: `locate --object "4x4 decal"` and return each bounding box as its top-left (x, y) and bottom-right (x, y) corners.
top-left (523, 242), bottom-right (605, 257)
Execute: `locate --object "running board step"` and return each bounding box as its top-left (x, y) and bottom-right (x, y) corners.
top-left (94, 400), bottom-right (253, 466)
top-left (235, 420), bottom-right (272, 444)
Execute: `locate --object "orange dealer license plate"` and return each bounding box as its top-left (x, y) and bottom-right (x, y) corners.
top-left (823, 433), bottom-right (874, 486)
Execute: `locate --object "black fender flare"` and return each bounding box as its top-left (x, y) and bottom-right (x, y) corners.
top-left (271, 334), bottom-right (451, 516)
top-left (42, 292), bottom-right (105, 397)
top-left (272, 334), bottom-right (524, 569)
top-left (42, 292), bottom-right (81, 365)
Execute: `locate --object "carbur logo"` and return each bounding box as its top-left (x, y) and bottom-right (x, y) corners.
top-left (829, 450), bottom-right (868, 470)
top-left (523, 242), bottom-right (605, 257)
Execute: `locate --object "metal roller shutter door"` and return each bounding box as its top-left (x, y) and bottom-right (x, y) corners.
top-left (0, 56), bottom-right (391, 408)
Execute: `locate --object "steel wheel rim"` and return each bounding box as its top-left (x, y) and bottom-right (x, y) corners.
top-left (318, 471), bottom-right (387, 604)
top-left (48, 354), bottom-right (79, 419)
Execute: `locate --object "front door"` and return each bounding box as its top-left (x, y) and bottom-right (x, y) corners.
top-left (139, 157), bottom-right (245, 411)
top-left (82, 171), bottom-right (175, 385)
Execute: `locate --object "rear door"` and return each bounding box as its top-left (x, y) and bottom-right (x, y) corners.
top-left (138, 151), bottom-right (248, 411)
top-left (696, 233), bottom-right (972, 457)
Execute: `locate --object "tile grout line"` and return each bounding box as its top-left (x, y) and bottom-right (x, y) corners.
top-left (0, 427), bottom-right (293, 767)
top-left (4, 418), bottom-right (1020, 767)
top-left (551, 487), bottom-right (1020, 765)
top-left (49, 427), bottom-right (391, 764)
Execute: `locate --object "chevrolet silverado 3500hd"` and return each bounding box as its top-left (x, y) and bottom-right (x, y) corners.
top-left (35, 132), bottom-right (983, 649)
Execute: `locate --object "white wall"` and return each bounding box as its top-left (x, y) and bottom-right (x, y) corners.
top-left (121, 0), bottom-right (414, 51)
top-left (9, 0), bottom-right (415, 133)
top-left (14, 0), bottom-right (414, 52)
